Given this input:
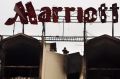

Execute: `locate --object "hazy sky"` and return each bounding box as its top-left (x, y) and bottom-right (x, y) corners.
top-left (0, 0), bottom-right (120, 55)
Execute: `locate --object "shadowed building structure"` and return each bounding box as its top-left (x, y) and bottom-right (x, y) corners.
top-left (67, 52), bottom-right (83, 79)
top-left (86, 35), bottom-right (120, 79)
top-left (0, 33), bottom-right (83, 79)
top-left (62, 47), bottom-right (83, 79)
top-left (0, 33), bottom-right (43, 78)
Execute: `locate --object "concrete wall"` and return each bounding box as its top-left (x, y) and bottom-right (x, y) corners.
top-left (41, 43), bottom-right (66, 79)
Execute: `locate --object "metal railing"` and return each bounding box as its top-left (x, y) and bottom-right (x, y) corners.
top-left (1, 35), bottom-right (120, 42)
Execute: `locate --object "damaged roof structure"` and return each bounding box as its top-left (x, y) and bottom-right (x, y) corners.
top-left (1, 34), bottom-right (120, 79)
top-left (0, 33), bottom-right (83, 79)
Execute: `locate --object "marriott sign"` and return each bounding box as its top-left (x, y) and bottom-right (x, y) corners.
top-left (5, 1), bottom-right (119, 25)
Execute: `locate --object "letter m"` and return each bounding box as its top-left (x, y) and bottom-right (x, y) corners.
top-left (5, 1), bottom-right (37, 25)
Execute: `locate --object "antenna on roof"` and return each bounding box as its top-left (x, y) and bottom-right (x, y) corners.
top-left (42, 22), bottom-right (45, 36)
top-left (13, 23), bottom-right (15, 35)
top-left (83, 21), bottom-right (87, 79)
top-left (22, 24), bottom-right (24, 34)
top-left (62, 19), bottom-right (65, 36)
top-left (41, 22), bottom-right (46, 45)
top-left (112, 12), bottom-right (114, 37)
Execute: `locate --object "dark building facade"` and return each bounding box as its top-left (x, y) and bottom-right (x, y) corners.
top-left (86, 35), bottom-right (120, 79)
top-left (67, 52), bottom-right (83, 79)
top-left (0, 33), bottom-right (43, 78)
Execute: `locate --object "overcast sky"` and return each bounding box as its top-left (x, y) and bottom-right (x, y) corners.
top-left (0, 0), bottom-right (120, 55)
